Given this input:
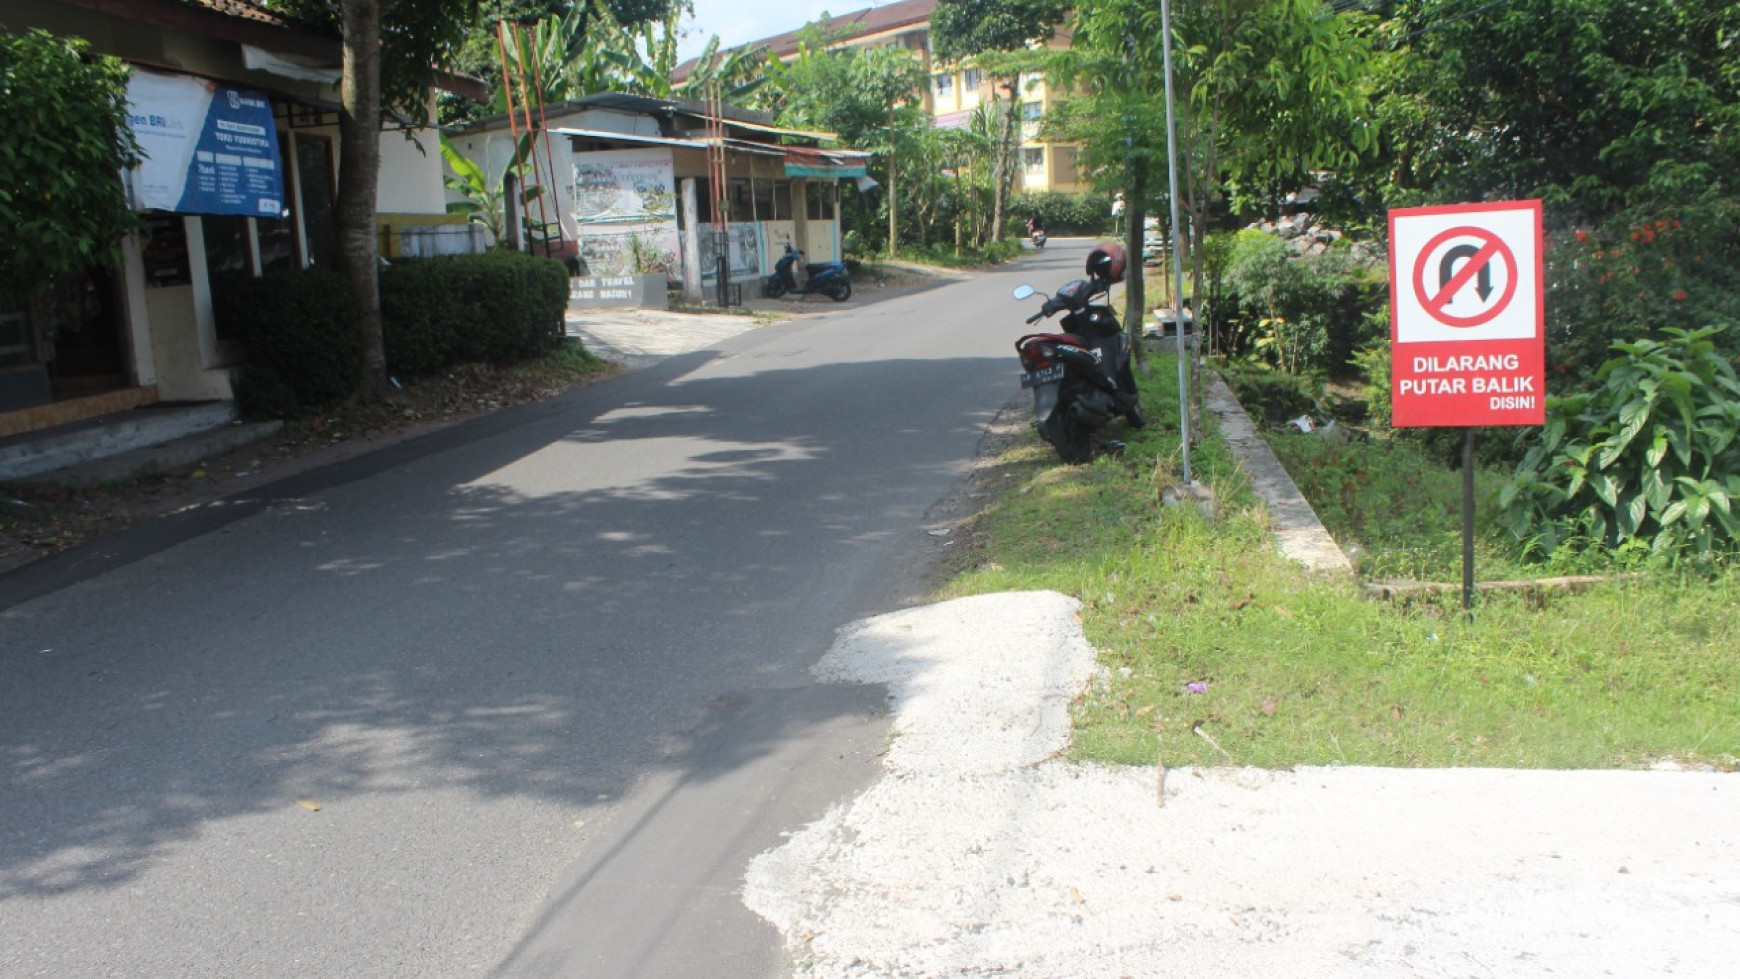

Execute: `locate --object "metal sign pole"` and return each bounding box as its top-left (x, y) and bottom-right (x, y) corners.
top-left (1462, 427), bottom-right (1476, 615)
top-left (1160, 0), bottom-right (1192, 484)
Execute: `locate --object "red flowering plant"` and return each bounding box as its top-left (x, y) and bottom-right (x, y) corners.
top-left (1544, 201), bottom-right (1740, 390)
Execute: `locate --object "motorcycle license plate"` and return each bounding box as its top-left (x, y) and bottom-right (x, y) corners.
top-left (1020, 365), bottom-right (1064, 389)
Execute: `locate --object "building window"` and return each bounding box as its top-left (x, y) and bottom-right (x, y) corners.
top-left (1021, 101), bottom-right (1044, 121)
top-left (1022, 147), bottom-right (1046, 175)
top-left (963, 68), bottom-right (982, 91)
top-left (806, 182), bottom-right (837, 221)
top-left (933, 73), bottom-right (953, 98)
top-left (754, 179), bottom-right (793, 221)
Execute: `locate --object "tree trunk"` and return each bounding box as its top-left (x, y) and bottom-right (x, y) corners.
top-left (885, 155), bottom-right (898, 256)
top-left (337, 0), bottom-right (387, 401)
top-left (1123, 163), bottom-right (1145, 366)
top-left (990, 77), bottom-right (1019, 243)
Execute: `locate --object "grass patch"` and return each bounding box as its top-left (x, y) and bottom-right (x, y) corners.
top-left (1263, 428), bottom-right (1534, 581)
top-left (941, 356), bottom-right (1740, 771)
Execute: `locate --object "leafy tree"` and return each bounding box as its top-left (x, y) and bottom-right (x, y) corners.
top-left (1363, 0), bottom-right (1740, 394)
top-left (763, 29), bottom-right (928, 253)
top-left (931, 0), bottom-right (1068, 241)
top-left (1049, 0), bottom-right (1378, 352)
top-left (0, 29), bottom-right (141, 305)
top-left (1374, 0), bottom-right (1739, 218)
top-left (264, 0), bottom-right (664, 399)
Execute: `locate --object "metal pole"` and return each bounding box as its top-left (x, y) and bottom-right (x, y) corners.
top-left (1160, 0), bottom-right (1192, 485)
top-left (1462, 427), bottom-right (1476, 615)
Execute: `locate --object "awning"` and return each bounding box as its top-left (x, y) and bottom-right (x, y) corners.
top-left (784, 146), bottom-right (870, 179)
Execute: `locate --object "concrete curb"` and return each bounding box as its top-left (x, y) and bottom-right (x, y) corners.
top-left (9, 420), bottom-right (283, 489)
top-left (1202, 371), bottom-right (1353, 574)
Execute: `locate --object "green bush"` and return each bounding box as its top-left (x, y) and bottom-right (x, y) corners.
top-left (221, 268), bottom-right (359, 417)
top-left (1501, 326), bottom-right (1740, 561)
top-left (1220, 365), bottom-right (1324, 426)
top-left (1545, 200), bottom-right (1740, 388)
top-left (381, 250), bottom-right (568, 371)
top-left (1010, 191), bottom-right (1116, 236)
top-left (1211, 229), bottom-right (1381, 376)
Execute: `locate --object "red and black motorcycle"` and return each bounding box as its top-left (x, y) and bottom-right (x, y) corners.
top-left (1013, 243), bottom-right (1145, 463)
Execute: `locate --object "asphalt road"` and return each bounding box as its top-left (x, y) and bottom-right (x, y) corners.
top-left (0, 243), bottom-right (1091, 978)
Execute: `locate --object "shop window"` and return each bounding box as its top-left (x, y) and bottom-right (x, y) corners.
top-left (294, 134), bottom-right (338, 269)
top-left (805, 183), bottom-right (837, 221)
top-left (0, 308), bottom-right (33, 370)
top-left (202, 215), bottom-right (254, 342)
top-left (257, 133), bottom-right (300, 272)
top-left (730, 178), bottom-right (753, 220)
top-left (754, 179), bottom-right (792, 221)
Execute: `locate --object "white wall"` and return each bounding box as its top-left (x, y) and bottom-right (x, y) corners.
top-left (377, 129), bottom-right (447, 215)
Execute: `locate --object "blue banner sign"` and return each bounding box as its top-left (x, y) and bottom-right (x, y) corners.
top-left (127, 70), bottom-right (285, 217)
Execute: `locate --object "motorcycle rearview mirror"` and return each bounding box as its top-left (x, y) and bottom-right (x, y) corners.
top-left (1012, 285), bottom-right (1036, 301)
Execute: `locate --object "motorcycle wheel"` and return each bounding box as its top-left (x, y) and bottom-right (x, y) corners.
top-left (765, 279), bottom-right (788, 299)
top-left (1123, 401), bottom-right (1147, 429)
top-left (1042, 411), bottom-right (1094, 464)
top-left (825, 279), bottom-right (852, 302)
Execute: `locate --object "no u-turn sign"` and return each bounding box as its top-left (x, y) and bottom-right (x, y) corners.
top-left (1389, 200), bottom-right (1545, 427)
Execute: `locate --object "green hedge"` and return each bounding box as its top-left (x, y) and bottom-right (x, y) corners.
top-left (219, 268), bottom-right (359, 418)
top-left (382, 250), bottom-right (569, 371)
top-left (1010, 191), bottom-right (1116, 236)
top-left (220, 251), bottom-right (571, 419)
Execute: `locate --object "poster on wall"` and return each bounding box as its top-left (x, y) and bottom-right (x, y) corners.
top-left (691, 224), bottom-right (763, 280)
top-left (572, 150), bottom-right (677, 224)
top-left (577, 225), bottom-right (681, 279)
top-left (127, 69), bottom-right (285, 217)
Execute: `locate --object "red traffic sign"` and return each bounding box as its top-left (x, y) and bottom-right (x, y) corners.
top-left (1389, 201), bottom-right (1544, 427)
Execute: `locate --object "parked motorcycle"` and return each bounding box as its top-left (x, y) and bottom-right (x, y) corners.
top-left (1012, 243), bottom-right (1145, 463)
top-left (763, 244), bottom-right (852, 301)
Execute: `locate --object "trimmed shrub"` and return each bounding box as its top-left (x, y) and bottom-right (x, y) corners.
top-left (381, 250), bottom-right (568, 370)
top-left (219, 268), bottom-right (359, 417)
top-left (1010, 191), bottom-right (1116, 236)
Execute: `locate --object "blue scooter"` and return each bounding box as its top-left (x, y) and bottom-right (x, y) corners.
top-left (763, 244), bottom-right (852, 301)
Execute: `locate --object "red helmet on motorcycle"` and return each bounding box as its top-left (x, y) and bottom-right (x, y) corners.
top-left (1086, 243), bottom-right (1127, 284)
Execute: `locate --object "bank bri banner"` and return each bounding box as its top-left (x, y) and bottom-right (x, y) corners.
top-left (127, 69), bottom-right (285, 217)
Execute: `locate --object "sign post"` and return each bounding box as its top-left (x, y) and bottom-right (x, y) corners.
top-left (1389, 200), bottom-right (1545, 610)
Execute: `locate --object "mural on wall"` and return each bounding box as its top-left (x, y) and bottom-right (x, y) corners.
top-left (577, 224), bottom-right (680, 279)
top-left (689, 224), bottom-right (764, 281)
top-left (572, 150), bottom-right (677, 223)
top-left (570, 148), bottom-right (680, 279)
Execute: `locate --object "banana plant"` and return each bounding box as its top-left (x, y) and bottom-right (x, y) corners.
top-left (440, 132), bottom-right (544, 246)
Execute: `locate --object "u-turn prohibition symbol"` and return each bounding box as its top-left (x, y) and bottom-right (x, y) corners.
top-left (1411, 226), bottom-right (1518, 328)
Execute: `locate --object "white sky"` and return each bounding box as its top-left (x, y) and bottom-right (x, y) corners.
top-left (677, 0), bottom-right (852, 61)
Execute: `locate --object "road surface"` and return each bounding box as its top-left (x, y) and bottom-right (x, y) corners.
top-left (0, 244), bottom-right (1088, 978)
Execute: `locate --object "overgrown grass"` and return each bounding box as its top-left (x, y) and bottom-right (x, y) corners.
top-left (1265, 428), bottom-right (1534, 581)
top-left (941, 355), bottom-right (1740, 771)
